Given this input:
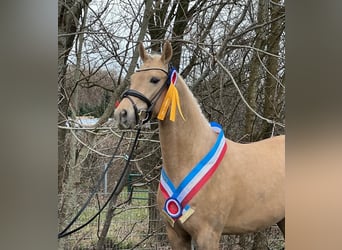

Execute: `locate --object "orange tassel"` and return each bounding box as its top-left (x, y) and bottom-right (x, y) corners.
top-left (157, 70), bottom-right (185, 122)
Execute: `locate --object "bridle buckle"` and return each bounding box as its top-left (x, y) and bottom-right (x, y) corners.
top-left (138, 109), bottom-right (151, 125)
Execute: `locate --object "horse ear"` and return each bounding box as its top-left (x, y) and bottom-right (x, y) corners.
top-left (138, 42), bottom-right (149, 62)
top-left (161, 41), bottom-right (173, 64)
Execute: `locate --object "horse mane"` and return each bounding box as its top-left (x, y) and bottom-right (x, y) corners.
top-left (175, 71), bottom-right (209, 125)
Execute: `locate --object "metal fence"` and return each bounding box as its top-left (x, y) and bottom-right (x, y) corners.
top-left (59, 190), bottom-right (284, 250)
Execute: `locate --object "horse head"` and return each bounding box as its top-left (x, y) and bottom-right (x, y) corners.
top-left (114, 41), bottom-right (173, 128)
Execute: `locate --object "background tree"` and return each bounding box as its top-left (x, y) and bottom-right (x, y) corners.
top-left (58, 1), bottom-right (92, 248)
top-left (58, 0), bottom-right (285, 249)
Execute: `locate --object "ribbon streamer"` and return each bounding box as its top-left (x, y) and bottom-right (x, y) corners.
top-left (157, 69), bottom-right (185, 121)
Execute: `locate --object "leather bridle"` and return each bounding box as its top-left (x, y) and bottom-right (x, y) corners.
top-left (120, 66), bottom-right (172, 125)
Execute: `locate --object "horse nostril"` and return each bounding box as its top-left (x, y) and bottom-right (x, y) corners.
top-left (120, 109), bottom-right (127, 118)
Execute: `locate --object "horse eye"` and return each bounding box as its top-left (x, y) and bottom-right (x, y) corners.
top-left (150, 77), bottom-right (160, 84)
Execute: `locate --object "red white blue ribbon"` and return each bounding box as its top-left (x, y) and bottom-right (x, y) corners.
top-left (159, 122), bottom-right (227, 220)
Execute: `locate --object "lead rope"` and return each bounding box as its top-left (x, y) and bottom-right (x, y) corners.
top-left (58, 126), bottom-right (142, 239)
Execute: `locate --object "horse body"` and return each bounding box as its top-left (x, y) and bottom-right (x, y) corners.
top-left (221, 137), bottom-right (285, 233)
top-left (114, 41), bottom-right (285, 249)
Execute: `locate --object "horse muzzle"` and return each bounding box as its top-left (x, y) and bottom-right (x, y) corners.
top-left (114, 105), bottom-right (135, 129)
top-left (114, 90), bottom-right (153, 128)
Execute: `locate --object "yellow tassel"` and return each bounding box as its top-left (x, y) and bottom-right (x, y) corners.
top-left (170, 85), bottom-right (177, 121)
top-left (174, 86), bottom-right (185, 121)
top-left (157, 83), bottom-right (185, 121)
top-left (157, 86), bottom-right (172, 121)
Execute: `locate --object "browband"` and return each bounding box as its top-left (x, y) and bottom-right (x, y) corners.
top-left (136, 67), bottom-right (168, 75)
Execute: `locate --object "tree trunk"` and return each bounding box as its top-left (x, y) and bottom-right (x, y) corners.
top-left (260, 0), bottom-right (283, 139)
top-left (58, 1), bottom-right (91, 249)
top-left (96, 1), bottom-right (154, 248)
top-left (96, 161), bottom-right (131, 250)
top-left (66, 0), bottom-right (88, 205)
top-left (245, 0), bottom-right (268, 142)
top-left (148, 0), bottom-right (174, 52)
top-left (170, 0), bottom-right (190, 70)
top-left (245, 41), bottom-right (264, 141)
top-left (146, 124), bottom-right (166, 243)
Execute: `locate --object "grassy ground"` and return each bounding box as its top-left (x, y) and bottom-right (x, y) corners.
top-left (64, 188), bottom-right (154, 249)
top-left (62, 188), bottom-right (284, 249)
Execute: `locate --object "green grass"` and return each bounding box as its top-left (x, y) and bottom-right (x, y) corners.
top-left (63, 188), bottom-right (284, 249)
top-left (65, 188), bottom-right (151, 249)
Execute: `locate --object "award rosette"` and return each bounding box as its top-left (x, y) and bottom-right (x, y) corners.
top-left (164, 197), bottom-right (182, 219)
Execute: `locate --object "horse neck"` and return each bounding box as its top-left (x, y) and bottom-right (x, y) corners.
top-left (158, 76), bottom-right (218, 185)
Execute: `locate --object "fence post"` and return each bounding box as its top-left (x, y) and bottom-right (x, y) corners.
top-left (104, 163), bottom-right (108, 194)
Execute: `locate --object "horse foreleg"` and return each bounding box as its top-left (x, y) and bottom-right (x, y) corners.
top-left (277, 217), bottom-right (285, 238)
top-left (193, 230), bottom-right (221, 250)
top-left (166, 225), bottom-right (192, 250)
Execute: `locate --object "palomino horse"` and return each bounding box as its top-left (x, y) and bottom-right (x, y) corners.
top-left (114, 41), bottom-right (285, 249)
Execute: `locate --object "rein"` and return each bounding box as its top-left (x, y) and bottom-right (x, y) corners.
top-left (120, 66), bottom-right (171, 125)
top-left (59, 66), bottom-right (172, 238)
top-left (58, 126), bottom-right (142, 239)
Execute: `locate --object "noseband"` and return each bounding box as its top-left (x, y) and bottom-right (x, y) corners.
top-left (120, 66), bottom-right (172, 125)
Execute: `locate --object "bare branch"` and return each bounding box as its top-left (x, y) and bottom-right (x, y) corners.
top-left (199, 45), bottom-right (285, 128)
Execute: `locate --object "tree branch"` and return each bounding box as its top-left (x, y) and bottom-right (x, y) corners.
top-left (199, 45), bottom-right (285, 128)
